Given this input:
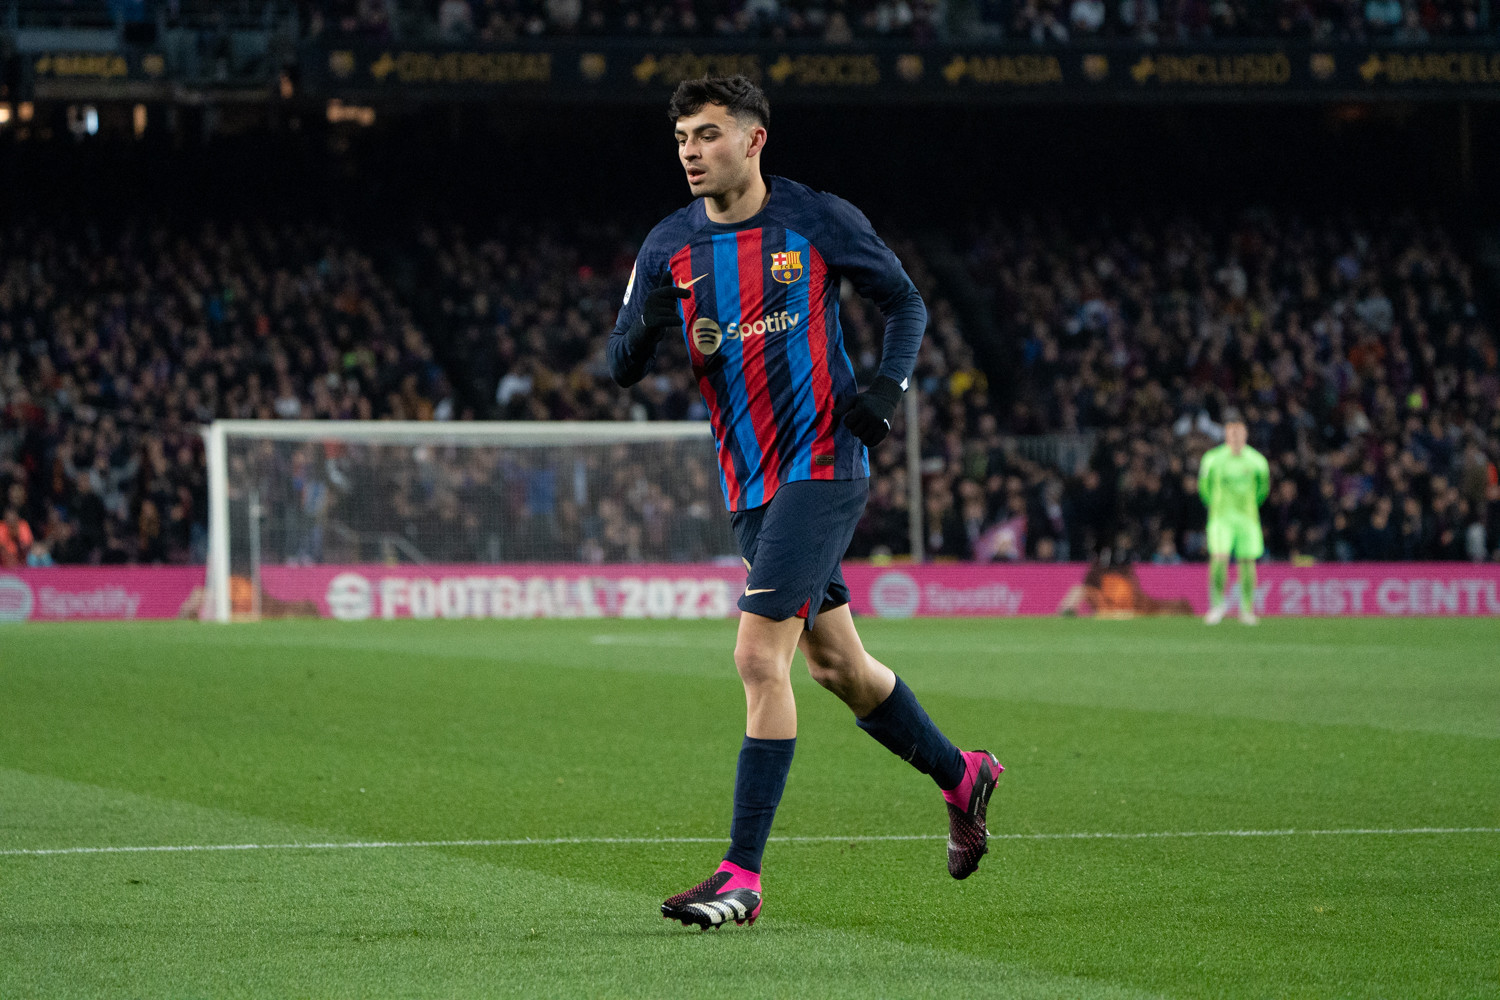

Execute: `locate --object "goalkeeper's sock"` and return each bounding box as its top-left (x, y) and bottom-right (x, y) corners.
top-left (723, 736), bottom-right (795, 874)
top-left (1210, 561), bottom-right (1228, 607)
top-left (1240, 560), bottom-right (1257, 609)
top-left (856, 677), bottom-right (966, 791)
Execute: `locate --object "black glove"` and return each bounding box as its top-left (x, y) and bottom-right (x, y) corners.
top-left (833, 375), bottom-right (904, 447)
top-left (626, 282), bottom-right (692, 354)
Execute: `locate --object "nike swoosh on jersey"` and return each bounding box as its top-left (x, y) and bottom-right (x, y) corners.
top-left (677, 273), bottom-right (708, 289)
top-left (744, 587), bottom-right (776, 596)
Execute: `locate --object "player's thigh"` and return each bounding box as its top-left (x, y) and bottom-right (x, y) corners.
top-left (1206, 517), bottom-right (1236, 557)
top-left (1233, 519), bottom-right (1266, 560)
top-left (735, 610), bottom-right (805, 685)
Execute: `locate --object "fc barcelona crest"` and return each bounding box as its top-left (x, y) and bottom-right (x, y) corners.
top-left (770, 251), bottom-right (804, 284)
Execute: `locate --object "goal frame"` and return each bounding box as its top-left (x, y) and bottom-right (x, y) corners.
top-left (200, 419), bottom-right (721, 623)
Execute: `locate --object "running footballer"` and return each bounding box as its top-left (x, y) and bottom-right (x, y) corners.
top-left (608, 75), bottom-right (1003, 930)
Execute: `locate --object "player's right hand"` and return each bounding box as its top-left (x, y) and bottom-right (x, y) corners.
top-left (627, 283), bottom-right (693, 353)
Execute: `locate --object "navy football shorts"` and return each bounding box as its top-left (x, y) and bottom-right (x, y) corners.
top-left (731, 478), bottom-right (869, 630)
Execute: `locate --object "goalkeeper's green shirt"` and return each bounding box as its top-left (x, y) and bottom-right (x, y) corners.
top-left (1197, 444), bottom-right (1270, 521)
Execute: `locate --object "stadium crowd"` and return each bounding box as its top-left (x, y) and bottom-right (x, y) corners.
top-left (1001, 0), bottom-right (1489, 43)
top-left (9, 0), bottom-right (1492, 47)
top-left (323, 0), bottom-right (1492, 43)
top-left (964, 208), bottom-right (1500, 564)
top-left (0, 219), bottom-right (449, 567)
top-left (2, 208), bottom-right (1498, 567)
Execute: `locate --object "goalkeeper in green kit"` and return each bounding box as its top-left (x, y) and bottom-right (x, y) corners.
top-left (1198, 409), bottom-right (1271, 625)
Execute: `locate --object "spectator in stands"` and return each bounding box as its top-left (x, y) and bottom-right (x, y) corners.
top-left (1394, 3), bottom-right (1431, 39)
top-left (1364, 0), bottom-right (1404, 31)
top-left (438, 0), bottom-right (476, 39)
top-left (1071, 0), bottom-right (1108, 33)
top-left (1014, 0), bottom-right (1071, 40)
top-left (0, 507), bottom-right (34, 567)
top-left (1118, 0), bottom-right (1161, 39)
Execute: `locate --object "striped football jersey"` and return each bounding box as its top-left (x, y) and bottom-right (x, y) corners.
top-left (609, 176), bottom-right (926, 511)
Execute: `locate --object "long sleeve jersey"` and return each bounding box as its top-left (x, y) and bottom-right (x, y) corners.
top-left (609, 175), bottom-right (926, 511)
top-left (1198, 444), bottom-right (1272, 521)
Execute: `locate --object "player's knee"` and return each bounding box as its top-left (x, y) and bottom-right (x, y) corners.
top-left (733, 641), bottom-right (787, 689)
top-left (804, 647), bottom-right (858, 694)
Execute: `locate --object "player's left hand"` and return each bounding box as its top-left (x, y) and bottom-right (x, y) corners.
top-left (833, 375), bottom-right (903, 447)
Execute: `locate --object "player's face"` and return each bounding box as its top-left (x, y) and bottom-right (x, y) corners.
top-left (674, 106), bottom-right (764, 198)
top-left (1225, 422), bottom-right (1248, 450)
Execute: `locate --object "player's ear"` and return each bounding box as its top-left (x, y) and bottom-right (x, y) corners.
top-left (745, 125), bottom-right (767, 160)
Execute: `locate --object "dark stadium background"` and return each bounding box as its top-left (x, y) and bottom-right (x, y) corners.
top-left (2, 1), bottom-right (1499, 573)
top-left (4, 13), bottom-right (1500, 997)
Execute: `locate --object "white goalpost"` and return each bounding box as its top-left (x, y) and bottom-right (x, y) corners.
top-left (200, 420), bottom-right (737, 623)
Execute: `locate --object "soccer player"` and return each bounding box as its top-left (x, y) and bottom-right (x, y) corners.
top-left (1198, 410), bottom-right (1271, 625)
top-left (609, 75), bottom-right (1002, 930)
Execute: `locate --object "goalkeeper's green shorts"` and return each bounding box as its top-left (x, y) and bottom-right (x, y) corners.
top-left (1207, 515), bottom-right (1264, 560)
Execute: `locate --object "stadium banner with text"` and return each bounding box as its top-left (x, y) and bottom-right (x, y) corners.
top-left (0, 567), bottom-right (205, 623)
top-left (237, 563), bottom-right (1500, 620)
top-left (841, 564), bottom-right (1500, 618)
top-left (16, 49), bottom-right (174, 99)
top-left (299, 41), bottom-right (1500, 103)
top-left (4, 563), bottom-right (1500, 623)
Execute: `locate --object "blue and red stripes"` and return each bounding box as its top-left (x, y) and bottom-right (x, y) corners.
top-left (675, 225), bottom-right (862, 510)
top-left (807, 241), bottom-right (866, 479)
top-left (777, 230), bottom-right (816, 484)
top-left (709, 232), bottom-right (765, 508)
top-left (733, 228), bottom-right (780, 507)
top-left (802, 240), bottom-right (837, 479)
top-left (672, 243), bottom-right (742, 506)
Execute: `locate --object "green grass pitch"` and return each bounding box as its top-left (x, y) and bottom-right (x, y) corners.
top-left (2, 617), bottom-right (1497, 998)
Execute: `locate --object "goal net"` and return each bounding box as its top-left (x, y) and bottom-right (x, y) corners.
top-left (201, 420), bottom-right (738, 622)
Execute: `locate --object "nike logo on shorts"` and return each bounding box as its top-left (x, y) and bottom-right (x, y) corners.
top-left (744, 587), bottom-right (776, 596)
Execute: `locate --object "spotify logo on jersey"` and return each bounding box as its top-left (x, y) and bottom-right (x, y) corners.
top-left (693, 318), bottom-right (723, 356)
top-left (693, 311), bottom-right (803, 357)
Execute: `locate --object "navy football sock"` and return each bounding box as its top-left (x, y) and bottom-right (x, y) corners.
top-left (723, 736), bottom-right (796, 874)
top-left (856, 676), bottom-right (965, 790)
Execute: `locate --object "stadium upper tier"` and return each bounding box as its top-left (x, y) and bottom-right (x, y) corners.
top-left (7, 0), bottom-right (1492, 42)
top-left (0, 209), bottom-right (1496, 568)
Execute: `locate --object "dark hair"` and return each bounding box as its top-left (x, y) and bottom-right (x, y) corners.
top-left (667, 75), bottom-right (770, 129)
top-left (1221, 407), bottom-right (1245, 425)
